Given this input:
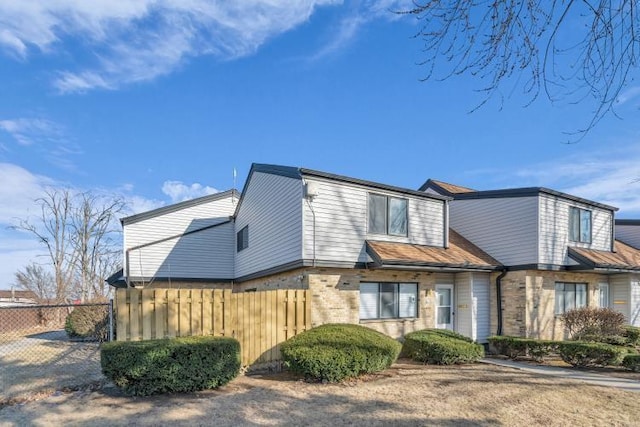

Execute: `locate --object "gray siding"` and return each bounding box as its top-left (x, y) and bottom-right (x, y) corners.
top-left (616, 224), bottom-right (640, 249)
top-left (611, 274), bottom-right (630, 321)
top-left (539, 194), bottom-right (613, 265)
top-left (124, 194), bottom-right (237, 280)
top-left (449, 197), bottom-right (538, 266)
top-left (235, 172), bottom-right (303, 278)
top-left (631, 274), bottom-right (640, 327)
top-left (127, 222), bottom-right (234, 279)
top-left (302, 177), bottom-right (445, 263)
top-left (455, 273), bottom-right (473, 339)
top-left (472, 273), bottom-right (491, 343)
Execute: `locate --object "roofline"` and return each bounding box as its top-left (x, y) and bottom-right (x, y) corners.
top-left (299, 168), bottom-right (451, 202)
top-left (448, 187), bottom-right (617, 211)
top-left (121, 189), bottom-right (240, 226)
top-left (418, 179), bottom-right (462, 196)
top-left (373, 260), bottom-right (501, 271)
top-left (233, 163), bottom-right (452, 218)
top-left (567, 246), bottom-right (640, 272)
top-left (616, 219), bottom-right (640, 226)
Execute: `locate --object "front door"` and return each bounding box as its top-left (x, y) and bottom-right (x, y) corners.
top-left (435, 285), bottom-right (454, 330)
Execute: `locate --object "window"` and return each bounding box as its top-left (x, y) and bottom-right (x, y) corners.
top-left (569, 207), bottom-right (592, 243)
top-left (555, 282), bottom-right (587, 314)
top-left (237, 225), bottom-right (248, 252)
top-left (368, 194), bottom-right (408, 236)
top-left (359, 282), bottom-right (417, 320)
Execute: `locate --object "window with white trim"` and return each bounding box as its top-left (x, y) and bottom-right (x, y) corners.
top-left (359, 282), bottom-right (417, 320)
top-left (368, 194), bottom-right (408, 236)
top-left (569, 207), bottom-right (592, 243)
top-left (555, 282), bottom-right (587, 314)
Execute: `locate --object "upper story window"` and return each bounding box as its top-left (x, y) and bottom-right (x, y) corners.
top-left (368, 194), bottom-right (408, 236)
top-left (237, 225), bottom-right (249, 252)
top-left (569, 207), bottom-right (591, 243)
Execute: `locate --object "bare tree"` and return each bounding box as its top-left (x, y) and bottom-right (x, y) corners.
top-left (403, 1), bottom-right (640, 136)
top-left (12, 188), bottom-right (124, 302)
top-left (14, 262), bottom-right (56, 302)
top-left (12, 189), bottom-right (75, 302)
top-left (70, 192), bottom-right (124, 301)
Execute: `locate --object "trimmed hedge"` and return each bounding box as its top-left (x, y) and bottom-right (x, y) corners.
top-left (624, 326), bottom-right (640, 347)
top-left (557, 341), bottom-right (626, 367)
top-left (488, 336), bottom-right (558, 362)
top-left (622, 354), bottom-right (640, 372)
top-left (101, 336), bottom-right (241, 396)
top-left (403, 329), bottom-right (484, 365)
top-left (65, 304), bottom-right (110, 342)
top-left (280, 324), bottom-right (401, 383)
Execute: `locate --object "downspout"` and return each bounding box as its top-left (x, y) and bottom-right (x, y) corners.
top-left (496, 268), bottom-right (508, 336)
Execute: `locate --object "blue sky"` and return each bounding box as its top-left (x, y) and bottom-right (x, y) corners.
top-left (1, 1), bottom-right (640, 289)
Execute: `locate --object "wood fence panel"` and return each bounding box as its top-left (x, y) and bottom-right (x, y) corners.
top-left (116, 288), bottom-right (311, 367)
top-left (167, 289), bottom-right (178, 338)
top-left (154, 289), bottom-right (167, 339)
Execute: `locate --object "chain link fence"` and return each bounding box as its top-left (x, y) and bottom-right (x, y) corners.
top-left (0, 302), bottom-right (113, 403)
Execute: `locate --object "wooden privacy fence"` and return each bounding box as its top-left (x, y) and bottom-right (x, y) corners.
top-left (115, 288), bottom-right (311, 367)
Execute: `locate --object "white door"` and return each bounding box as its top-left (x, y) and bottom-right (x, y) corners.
top-left (436, 285), bottom-right (454, 330)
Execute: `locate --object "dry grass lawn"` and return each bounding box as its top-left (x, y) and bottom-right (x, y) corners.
top-left (1, 360), bottom-right (639, 426)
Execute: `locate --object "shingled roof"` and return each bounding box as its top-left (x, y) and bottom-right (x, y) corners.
top-left (366, 230), bottom-right (501, 271)
top-left (425, 179), bottom-right (476, 195)
top-left (569, 240), bottom-right (640, 272)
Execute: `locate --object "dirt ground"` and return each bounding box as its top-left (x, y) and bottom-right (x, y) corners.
top-left (1, 361), bottom-right (639, 427)
top-left (0, 330), bottom-right (103, 402)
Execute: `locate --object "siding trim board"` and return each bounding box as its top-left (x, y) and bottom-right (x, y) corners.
top-left (121, 189), bottom-right (239, 225)
top-left (616, 219), bottom-right (640, 226)
top-left (128, 277), bottom-right (232, 284)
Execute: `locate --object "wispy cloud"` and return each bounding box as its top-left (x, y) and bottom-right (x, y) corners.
top-left (162, 180), bottom-right (218, 203)
top-left (617, 86), bottom-right (640, 106)
top-left (0, 0), bottom-right (348, 93)
top-left (512, 145), bottom-right (640, 215)
top-left (0, 117), bottom-right (82, 170)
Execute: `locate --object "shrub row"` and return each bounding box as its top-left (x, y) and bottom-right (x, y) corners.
top-left (488, 336), bottom-right (558, 362)
top-left (622, 354), bottom-right (640, 372)
top-left (101, 336), bottom-right (241, 396)
top-left (280, 324), bottom-right (401, 383)
top-left (624, 326), bottom-right (640, 347)
top-left (489, 336), bottom-right (630, 367)
top-left (402, 329), bottom-right (484, 365)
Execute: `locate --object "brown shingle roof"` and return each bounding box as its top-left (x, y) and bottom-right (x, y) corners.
top-left (569, 241), bottom-right (640, 271)
top-left (366, 230), bottom-right (501, 270)
top-left (429, 180), bottom-right (476, 194)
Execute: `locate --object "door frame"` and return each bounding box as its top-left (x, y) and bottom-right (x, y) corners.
top-left (435, 284), bottom-right (454, 330)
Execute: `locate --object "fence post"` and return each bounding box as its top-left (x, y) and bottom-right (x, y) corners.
top-left (109, 298), bottom-right (114, 342)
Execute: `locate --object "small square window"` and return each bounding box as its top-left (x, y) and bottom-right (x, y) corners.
top-left (554, 282), bottom-right (587, 314)
top-left (237, 225), bottom-right (249, 252)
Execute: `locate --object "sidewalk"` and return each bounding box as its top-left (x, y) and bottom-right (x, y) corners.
top-left (481, 358), bottom-right (640, 392)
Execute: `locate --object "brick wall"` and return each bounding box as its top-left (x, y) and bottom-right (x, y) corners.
top-left (237, 267), bottom-right (438, 339)
top-left (492, 270), bottom-right (604, 340)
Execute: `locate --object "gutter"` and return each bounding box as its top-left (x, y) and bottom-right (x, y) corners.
top-left (496, 268), bottom-right (508, 336)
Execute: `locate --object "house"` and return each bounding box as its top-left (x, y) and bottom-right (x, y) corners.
top-left (422, 179), bottom-right (640, 339)
top-left (113, 164), bottom-right (640, 343)
top-left (0, 289), bottom-right (37, 307)
top-left (116, 164), bottom-right (502, 342)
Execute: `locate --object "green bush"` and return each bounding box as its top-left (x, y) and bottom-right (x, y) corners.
top-left (622, 354), bottom-right (640, 372)
top-left (101, 336), bottom-right (241, 396)
top-left (557, 341), bottom-right (626, 367)
top-left (403, 329), bottom-right (484, 365)
top-left (65, 304), bottom-right (110, 342)
top-left (623, 326), bottom-right (640, 347)
top-left (488, 336), bottom-right (558, 362)
top-left (280, 324), bottom-right (401, 383)
top-left (560, 307), bottom-right (625, 341)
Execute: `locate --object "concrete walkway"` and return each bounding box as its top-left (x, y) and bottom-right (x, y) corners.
top-left (482, 358), bottom-right (640, 393)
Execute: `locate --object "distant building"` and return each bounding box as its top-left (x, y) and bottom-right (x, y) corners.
top-left (0, 289), bottom-right (38, 307)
